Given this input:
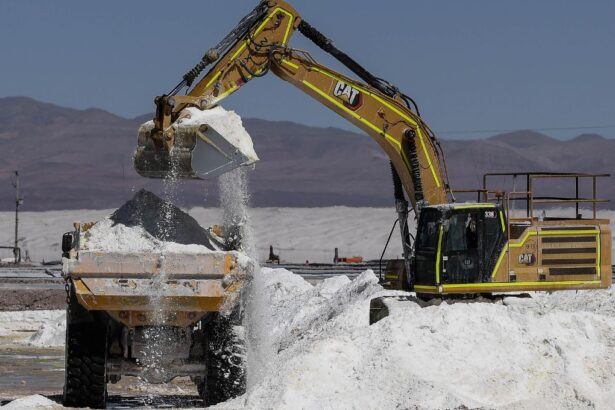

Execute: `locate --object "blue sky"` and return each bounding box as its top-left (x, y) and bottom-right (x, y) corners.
top-left (1, 0), bottom-right (614, 139)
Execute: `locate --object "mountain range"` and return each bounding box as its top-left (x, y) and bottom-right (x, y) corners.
top-left (0, 97), bottom-right (612, 211)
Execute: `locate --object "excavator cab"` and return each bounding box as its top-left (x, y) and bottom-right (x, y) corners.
top-left (413, 204), bottom-right (507, 291)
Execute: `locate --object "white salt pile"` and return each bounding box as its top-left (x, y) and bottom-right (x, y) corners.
top-left (534, 286), bottom-right (615, 317)
top-left (84, 217), bottom-right (217, 254)
top-left (27, 312), bottom-right (66, 348)
top-left (85, 218), bottom-right (162, 253)
top-left (213, 268), bottom-right (615, 410)
top-left (82, 189), bottom-right (227, 255)
top-left (175, 106), bottom-right (259, 165)
top-left (0, 310), bottom-right (65, 347)
top-left (1, 270), bottom-right (614, 409)
top-left (1, 394), bottom-right (61, 409)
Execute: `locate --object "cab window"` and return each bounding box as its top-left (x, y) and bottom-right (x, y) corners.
top-left (416, 210), bottom-right (440, 250)
top-left (445, 213), bottom-right (479, 252)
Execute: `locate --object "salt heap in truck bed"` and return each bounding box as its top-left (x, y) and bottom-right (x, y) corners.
top-left (62, 190), bottom-right (247, 323)
top-left (84, 189), bottom-right (224, 253)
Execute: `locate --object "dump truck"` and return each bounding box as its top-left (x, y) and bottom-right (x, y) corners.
top-left (61, 216), bottom-right (248, 408)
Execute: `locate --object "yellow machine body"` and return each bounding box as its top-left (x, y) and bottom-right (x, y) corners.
top-left (132, 1), bottom-right (611, 296)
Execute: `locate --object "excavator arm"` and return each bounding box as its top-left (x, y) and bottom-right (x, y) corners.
top-left (271, 49), bottom-right (449, 210)
top-left (134, 0), bottom-right (452, 214)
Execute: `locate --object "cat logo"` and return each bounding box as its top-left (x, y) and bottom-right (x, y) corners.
top-left (333, 80), bottom-right (363, 110)
top-left (518, 253), bottom-right (535, 265)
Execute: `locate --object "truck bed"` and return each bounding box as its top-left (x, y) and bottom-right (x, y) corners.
top-left (63, 250), bottom-right (245, 326)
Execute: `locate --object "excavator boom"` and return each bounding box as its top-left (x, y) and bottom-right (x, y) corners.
top-left (133, 0), bottom-right (451, 213)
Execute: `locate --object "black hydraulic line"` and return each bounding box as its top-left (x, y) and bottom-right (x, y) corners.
top-left (401, 94), bottom-right (421, 117)
top-left (298, 20), bottom-right (399, 100)
top-left (390, 161), bottom-right (406, 203)
top-left (239, 44), bottom-right (280, 79)
top-left (170, 2), bottom-right (270, 94)
top-left (402, 129), bottom-right (425, 205)
top-left (298, 18), bottom-right (459, 198)
top-left (300, 19), bottom-right (421, 120)
top-left (299, 19), bottom-right (426, 119)
top-left (433, 136), bottom-right (455, 200)
top-left (378, 218), bottom-right (399, 282)
top-left (391, 135), bottom-right (425, 289)
top-left (390, 160), bottom-right (414, 289)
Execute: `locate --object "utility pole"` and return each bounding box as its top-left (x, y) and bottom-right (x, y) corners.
top-left (12, 171), bottom-right (23, 264)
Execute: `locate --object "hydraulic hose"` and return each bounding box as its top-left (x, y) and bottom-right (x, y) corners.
top-left (298, 20), bottom-right (399, 99)
top-left (402, 129), bottom-right (425, 205)
top-left (170, 2), bottom-right (270, 94)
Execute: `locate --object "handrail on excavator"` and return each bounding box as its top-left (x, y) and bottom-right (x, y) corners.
top-left (483, 172), bottom-right (610, 219)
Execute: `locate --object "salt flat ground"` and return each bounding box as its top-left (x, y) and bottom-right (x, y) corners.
top-left (1, 269), bottom-right (614, 409)
top-left (1, 207), bottom-right (613, 264)
top-left (1, 206), bottom-right (614, 409)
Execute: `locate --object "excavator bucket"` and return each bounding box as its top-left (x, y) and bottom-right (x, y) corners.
top-left (134, 110), bottom-right (258, 179)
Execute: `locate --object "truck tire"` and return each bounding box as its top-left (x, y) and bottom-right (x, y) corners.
top-left (63, 289), bottom-right (108, 409)
top-left (198, 314), bottom-right (246, 405)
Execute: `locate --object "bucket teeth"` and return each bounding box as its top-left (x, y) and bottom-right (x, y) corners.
top-left (133, 120), bottom-right (256, 179)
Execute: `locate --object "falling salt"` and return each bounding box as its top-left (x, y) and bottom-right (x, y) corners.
top-left (138, 151), bottom-right (184, 385)
top-left (218, 168), bottom-right (274, 391)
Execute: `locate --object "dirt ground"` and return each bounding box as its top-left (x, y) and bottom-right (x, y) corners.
top-left (0, 279), bottom-right (66, 311)
top-left (0, 315), bottom-right (204, 408)
top-left (0, 345), bottom-right (204, 407)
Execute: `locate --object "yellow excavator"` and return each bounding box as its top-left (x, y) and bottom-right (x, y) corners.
top-left (135, 0), bottom-right (611, 297)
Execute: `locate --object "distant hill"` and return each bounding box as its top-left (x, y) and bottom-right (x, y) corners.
top-left (0, 97), bottom-right (613, 210)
